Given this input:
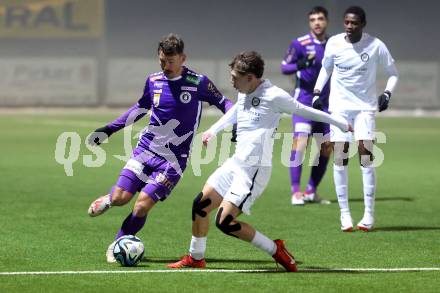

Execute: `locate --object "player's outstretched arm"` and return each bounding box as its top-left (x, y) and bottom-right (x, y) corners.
top-left (202, 104), bottom-right (238, 146)
top-left (275, 93), bottom-right (350, 132)
top-left (88, 103), bottom-right (149, 146)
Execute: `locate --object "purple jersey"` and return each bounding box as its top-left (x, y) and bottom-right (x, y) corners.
top-left (107, 66), bottom-right (233, 169)
top-left (281, 33), bottom-right (329, 107)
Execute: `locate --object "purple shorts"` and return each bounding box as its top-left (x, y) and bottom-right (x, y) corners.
top-left (292, 114), bottom-right (330, 137)
top-left (292, 91), bottom-right (330, 137)
top-left (115, 147), bottom-right (185, 202)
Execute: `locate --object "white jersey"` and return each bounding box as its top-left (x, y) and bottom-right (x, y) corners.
top-left (322, 33), bottom-right (396, 111)
top-left (208, 79), bottom-right (349, 167)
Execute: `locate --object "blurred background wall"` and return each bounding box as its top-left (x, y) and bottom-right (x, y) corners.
top-left (1, 0), bottom-right (439, 109)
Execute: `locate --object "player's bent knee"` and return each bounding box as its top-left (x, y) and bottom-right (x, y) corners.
top-left (215, 207), bottom-right (241, 238)
top-left (192, 192), bottom-right (212, 221)
top-left (321, 141), bottom-right (333, 157)
top-left (111, 188), bottom-right (133, 206)
top-left (292, 136), bottom-right (308, 151)
top-left (133, 195), bottom-right (155, 217)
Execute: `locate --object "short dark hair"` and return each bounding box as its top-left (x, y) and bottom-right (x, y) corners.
top-left (344, 6), bottom-right (366, 25)
top-left (158, 33), bottom-right (184, 55)
top-left (308, 6), bottom-right (328, 19)
top-left (229, 51), bottom-right (264, 78)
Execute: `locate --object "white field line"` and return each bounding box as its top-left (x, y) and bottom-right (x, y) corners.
top-left (1, 267), bottom-right (439, 276)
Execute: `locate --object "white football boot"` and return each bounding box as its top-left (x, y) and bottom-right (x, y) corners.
top-left (291, 192), bottom-right (305, 206)
top-left (106, 240), bottom-right (117, 263)
top-left (303, 192), bottom-right (331, 205)
top-left (88, 194), bottom-right (112, 217)
top-left (357, 213), bottom-right (375, 232)
top-left (340, 213), bottom-right (353, 232)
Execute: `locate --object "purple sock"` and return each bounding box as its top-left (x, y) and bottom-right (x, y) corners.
top-left (115, 212), bottom-right (147, 240)
top-left (306, 155), bottom-right (329, 193)
top-left (289, 150), bottom-right (303, 193)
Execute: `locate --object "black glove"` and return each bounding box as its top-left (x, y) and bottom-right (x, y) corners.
top-left (378, 91), bottom-right (391, 112)
top-left (231, 124), bottom-right (237, 143)
top-left (88, 125), bottom-right (114, 146)
top-left (312, 92), bottom-right (324, 111)
top-left (296, 55), bottom-right (315, 70)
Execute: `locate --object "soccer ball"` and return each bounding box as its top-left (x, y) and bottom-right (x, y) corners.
top-left (113, 235), bottom-right (145, 266)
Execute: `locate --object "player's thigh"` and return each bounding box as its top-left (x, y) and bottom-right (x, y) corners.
top-left (206, 158), bottom-right (235, 198)
top-left (292, 134), bottom-right (309, 151)
top-left (224, 166), bottom-right (271, 216)
top-left (141, 157), bottom-right (183, 203)
top-left (354, 111), bottom-right (376, 141)
top-left (217, 200), bottom-right (242, 222)
top-left (292, 115), bottom-right (312, 149)
top-left (112, 167), bottom-right (146, 204)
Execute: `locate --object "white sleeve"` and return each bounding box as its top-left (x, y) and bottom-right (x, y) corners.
top-left (314, 66), bottom-right (332, 93)
top-left (207, 103), bottom-right (238, 135)
top-left (314, 39), bottom-right (334, 92)
top-left (274, 93), bottom-right (349, 131)
top-left (379, 41), bottom-right (399, 94)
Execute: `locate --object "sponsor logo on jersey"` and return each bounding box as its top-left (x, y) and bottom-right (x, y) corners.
top-left (251, 97), bottom-right (260, 107)
top-left (179, 91), bottom-right (192, 103)
top-left (150, 74), bottom-right (163, 81)
top-left (153, 89), bottom-right (162, 94)
top-left (153, 93), bottom-right (161, 107)
top-left (207, 82), bottom-right (222, 98)
top-left (185, 75), bottom-right (200, 85)
top-left (297, 34), bottom-right (310, 42)
top-left (361, 53), bottom-right (370, 62)
top-left (335, 64), bottom-right (353, 71)
top-left (154, 81), bottom-right (164, 88)
top-left (181, 86), bottom-right (197, 92)
top-left (300, 39), bottom-right (312, 46)
top-left (155, 173), bottom-right (175, 190)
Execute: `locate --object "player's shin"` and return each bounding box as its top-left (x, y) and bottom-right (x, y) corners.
top-left (115, 212), bottom-right (147, 239)
top-left (334, 164), bottom-right (349, 214)
top-left (192, 192), bottom-right (212, 236)
top-left (189, 236), bottom-right (207, 260)
top-left (190, 192), bottom-right (213, 260)
top-left (307, 154), bottom-right (329, 193)
top-left (360, 166), bottom-right (376, 216)
top-left (251, 231), bottom-right (277, 256)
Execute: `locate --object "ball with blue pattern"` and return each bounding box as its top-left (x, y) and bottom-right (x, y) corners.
top-left (113, 235), bottom-right (145, 266)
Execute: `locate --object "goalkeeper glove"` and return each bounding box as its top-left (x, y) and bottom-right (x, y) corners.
top-left (312, 91), bottom-right (324, 111)
top-left (296, 54), bottom-right (315, 70)
top-left (88, 125), bottom-right (114, 146)
top-left (378, 90), bottom-right (391, 112)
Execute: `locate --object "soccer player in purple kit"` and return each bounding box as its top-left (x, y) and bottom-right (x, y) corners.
top-left (87, 34), bottom-right (234, 263)
top-left (281, 6), bottom-right (332, 205)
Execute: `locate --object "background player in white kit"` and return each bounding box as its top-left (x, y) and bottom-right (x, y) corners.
top-left (168, 51), bottom-right (351, 272)
top-left (312, 6), bottom-right (399, 232)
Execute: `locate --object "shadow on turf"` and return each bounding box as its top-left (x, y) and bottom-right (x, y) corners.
top-left (143, 257), bottom-right (303, 266)
top-left (374, 226), bottom-right (440, 232)
top-left (327, 196), bottom-right (414, 204)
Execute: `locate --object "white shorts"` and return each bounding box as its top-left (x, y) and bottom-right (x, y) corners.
top-left (206, 158), bottom-right (271, 215)
top-left (330, 110), bottom-right (376, 142)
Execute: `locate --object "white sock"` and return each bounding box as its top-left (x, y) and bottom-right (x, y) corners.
top-left (251, 231), bottom-right (276, 256)
top-left (334, 164), bottom-right (350, 215)
top-left (189, 236), bottom-right (207, 260)
top-left (361, 166), bottom-right (376, 216)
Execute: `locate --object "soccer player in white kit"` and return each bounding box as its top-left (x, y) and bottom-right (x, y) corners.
top-left (312, 6), bottom-right (399, 232)
top-left (168, 51), bottom-right (351, 272)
